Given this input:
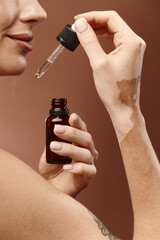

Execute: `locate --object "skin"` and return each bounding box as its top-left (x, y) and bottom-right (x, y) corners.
top-left (1, 2), bottom-right (158, 239)
top-left (0, 1), bottom-right (103, 239)
top-left (0, 0), bottom-right (97, 197)
top-left (0, 149), bottom-right (114, 240)
top-left (40, 113), bottom-right (98, 197)
top-left (74, 11), bottom-right (160, 239)
top-left (0, 0), bottom-right (47, 75)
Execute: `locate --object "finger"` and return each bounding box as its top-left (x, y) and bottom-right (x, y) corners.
top-left (63, 162), bottom-right (97, 180)
top-left (75, 11), bottom-right (108, 27)
top-left (74, 18), bottom-right (107, 69)
top-left (69, 113), bottom-right (88, 132)
top-left (54, 124), bottom-right (95, 154)
top-left (74, 11), bottom-right (133, 36)
top-left (50, 141), bottom-right (93, 164)
top-left (74, 11), bottom-right (137, 52)
top-left (54, 124), bottom-right (98, 159)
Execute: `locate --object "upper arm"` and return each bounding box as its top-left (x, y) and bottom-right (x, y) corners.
top-left (0, 149), bottom-right (119, 240)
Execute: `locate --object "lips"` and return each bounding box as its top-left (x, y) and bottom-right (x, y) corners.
top-left (7, 33), bottom-right (33, 51)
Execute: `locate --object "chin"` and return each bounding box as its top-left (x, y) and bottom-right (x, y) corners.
top-left (8, 65), bottom-right (26, 76)
top-left (0, 57), bottom-right (27, 76)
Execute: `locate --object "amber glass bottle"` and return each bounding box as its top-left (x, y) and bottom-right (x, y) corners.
top-left (46, 98), bottom-right (72, 164)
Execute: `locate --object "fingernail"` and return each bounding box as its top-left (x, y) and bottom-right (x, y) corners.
top-left (50, 142), bottom-right (62, 150)
top-left (54, 125), bottom-right (65, 134)
top-left (75, 18), bottom-right (88, 33)
top-left (63, 164), bottom-right (73, 170)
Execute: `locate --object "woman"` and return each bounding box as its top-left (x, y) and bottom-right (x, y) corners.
top-left (0, 1), bottom-right (159, 240)
top-left (0, 0), bottom-right (99, 238)
top-left (0, 0), bottom-right (97, 197)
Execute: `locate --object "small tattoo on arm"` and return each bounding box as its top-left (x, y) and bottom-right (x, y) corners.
top-left (87, 210), bottom-right (119, 240)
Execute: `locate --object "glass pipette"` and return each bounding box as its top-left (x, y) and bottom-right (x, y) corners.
top-left (35, 44), bottom-right (65, 79)
top-left (35, 24), bottom-right (79, 79)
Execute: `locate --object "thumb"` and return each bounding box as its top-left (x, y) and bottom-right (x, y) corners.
top-left (74, 18), bottom-right (106, 68)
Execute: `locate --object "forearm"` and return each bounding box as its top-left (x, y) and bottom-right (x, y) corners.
top-left (74, 9), bottom-right (159, 239)
top-left (109, 106), bottom-right (160, 238)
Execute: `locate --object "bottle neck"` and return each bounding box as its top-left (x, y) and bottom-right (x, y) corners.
top-left (49, 98), bottom-right (69, 116)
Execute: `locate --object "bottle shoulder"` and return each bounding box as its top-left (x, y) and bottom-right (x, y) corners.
top-left (46, 115), bottom-right (69, 124)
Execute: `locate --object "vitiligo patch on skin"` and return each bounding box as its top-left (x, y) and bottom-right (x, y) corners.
top-left (117, 77), bottom-right (140, 107)
top-left (114, 76), bottom-right (141, 142)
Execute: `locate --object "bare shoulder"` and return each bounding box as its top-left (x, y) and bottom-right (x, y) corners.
top-left (0, 148), bottom-right (121, 240)
top-left (0, 147), bottom-right (38, 175)
top-left (0, 148), bottom-right (16, 158)
top-left (0, 148), bottom-right (23, 164)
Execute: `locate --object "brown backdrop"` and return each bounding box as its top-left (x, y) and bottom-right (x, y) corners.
top-left (0, 0), bottom-right (160, 239)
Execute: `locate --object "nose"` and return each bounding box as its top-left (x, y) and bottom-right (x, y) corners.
top-left (19, 0), bottom-right (47, 26)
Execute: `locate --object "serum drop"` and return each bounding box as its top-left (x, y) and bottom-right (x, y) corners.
top-left (46, 98), bottom-right (72, 164)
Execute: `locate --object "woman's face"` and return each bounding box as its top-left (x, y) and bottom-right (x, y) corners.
top-left (0, 0), bottom-right (47, 76)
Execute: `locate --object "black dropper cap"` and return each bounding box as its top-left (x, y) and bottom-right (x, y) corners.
top-left (56, 24), bottom-right (80, 52)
